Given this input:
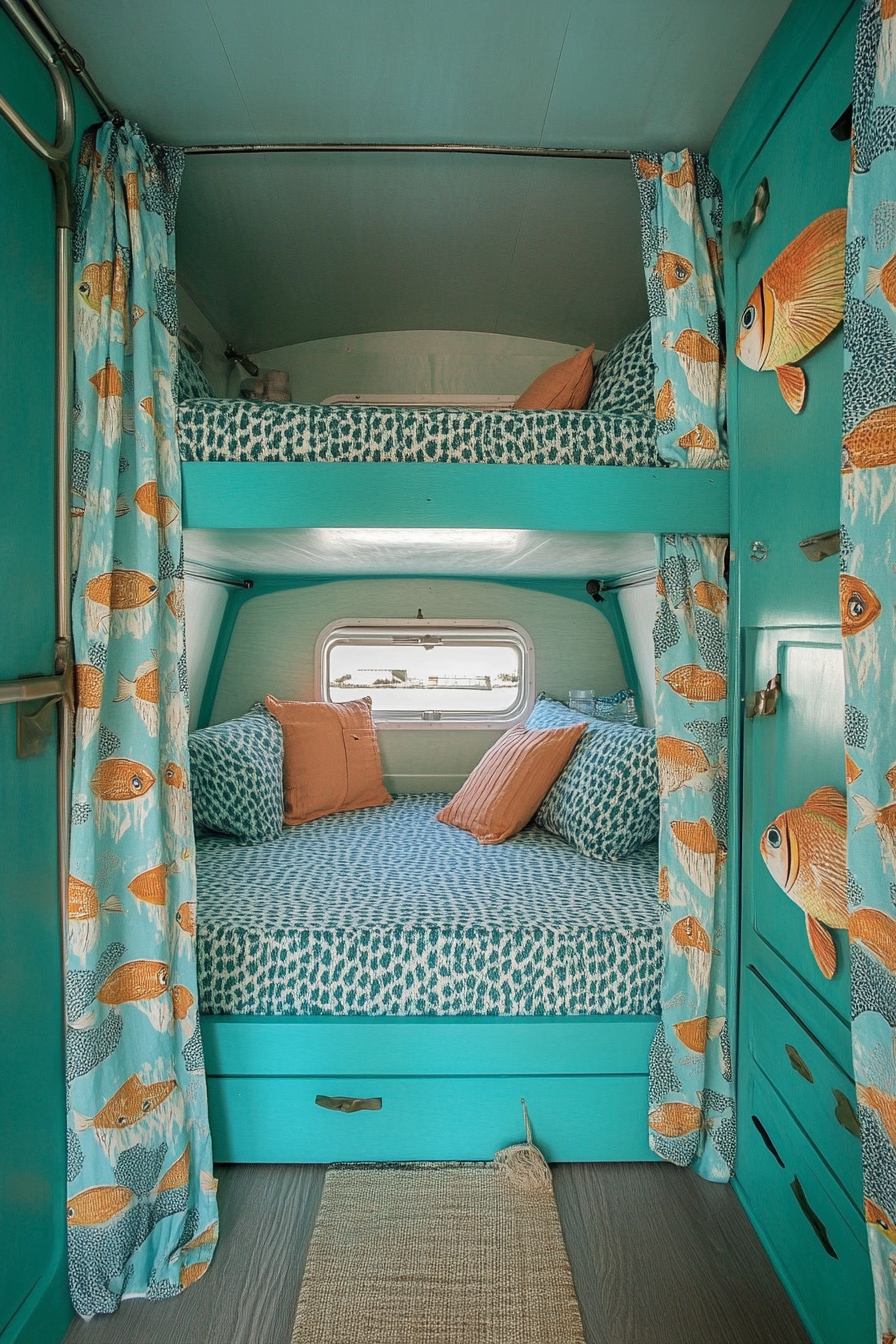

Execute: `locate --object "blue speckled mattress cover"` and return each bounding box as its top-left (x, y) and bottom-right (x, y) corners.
top-left (177, 399), bottom-right (660, 467)
top-left (195, 794), bottom-right (662, 1017)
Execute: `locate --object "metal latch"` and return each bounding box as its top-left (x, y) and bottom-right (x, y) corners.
top-left (745, 673), bottom-right (781, 719)
top-left (732, 178), bottom-right (770, 245)
top-left (798, 529), bottom-right (840, 562)
top-left (315, 1095), bottom-right (383, 1113)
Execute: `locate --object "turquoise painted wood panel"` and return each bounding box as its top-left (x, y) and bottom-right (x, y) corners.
top-left (741, 629), bottom-right (851, 1032)
top-left (201, 1013), bottom-right (658, 1078)
top-left (181, 463), bottom-right (730, 534)
top-left (206, 1073), bottom-right (656, 1164)
top-left (736, 1069), bottom-right (874, 1344)
top-left (744, 969), bottom-right (862, 1213)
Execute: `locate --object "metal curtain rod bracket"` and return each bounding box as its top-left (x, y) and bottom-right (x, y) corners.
top-left (182, 141), bottom-right (633, 159)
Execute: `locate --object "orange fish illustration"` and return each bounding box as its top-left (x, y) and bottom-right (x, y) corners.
top-left (706, 237), bottom-right (723, 276)
top-left (853, 790), bottom-right (896, 873)
top-left (658, 866), bottom-right (670, 904)
top-left (67, 1185), bottom-right (133, 1226)
top-left (671, 818), bottom-right (723, 900)
top-left (636, 157), bottom-right (662, 179)
top-left (182, 1222), bottom-right (218, 1252)
top-left (73, 1074), bottom-right (177, 1134)
top-left (735, 209), bottom-right (847, 413)
top-left (123, 172), bottom-right (140, 213)
top-left (655, 252), bottom-right (693, 290)
top-left (759, 787), bottom-right (847, 979)
top-left (75, 663), bottom-right (103, 711)
top-left (128, 862), bottom-right (177, 908)
top-left (840, 575), bottom-right (882, 637)
top-left (89, 358), bottom-right (123, 400)
top-left (180, 1260), bottom-right (210, 1288)
top-left (865, 249), bottom-right (896, 309)
top-left (663, 665), bottom-right (727, 702)
top-left (865, 1198), bottom-right (896, 1245)
top-left (850, 907), bottom-right (896, 972)
top-left (694, 581), bottom-right (727, 616)
top-left (157, 1143), bottom-right (191, 1193)
top-left (845, 754), bottom-right (862, 785)
top-left (671, 915), bottom-right (713, 954)
top-left (77, 261), bottom-right (113, 314)
top-left (84, 571), bottom-right (159, 631)
top-left (656, 379), bottom-right (675, 421)
top-left (676, 423), bottom-right (718, 466)
top-left (134, 481), bottom-right (180, 528)
top-left (661, 330), bottom-right (721, 406)
top-left (90, 758), bottom-right (156, 802)
top-left (662, 157), bottom-right (697, 190)
top-left (841, 405), bottom-right (896, 471)
top-left (172, 985), bottom-right (195, 1021)
top-left (175, 902), bottom-right (196, 937)
top-left (68, 875), bottom-right (122, 923)
top-left (887, 764), bottom-right (896, 794)
top-left (857, 1084), bottom-right (896, 1145)
top-left (139, 396), bottom-right (154, 419)
top-left (656, 736), bottom-right (714, 794)
top-left (164, 761), bottom-right (188, 790)
top-left (672, 1016), bottom-right (724, 1055)
top-left (648, 1101), bottom-right (702, 1137)
top-left (115, 658), bottom-right (160, 735)
top-left (96, 959), bottom-right (170, 1005)
top-left (166, 587), bottom-right (186, 623)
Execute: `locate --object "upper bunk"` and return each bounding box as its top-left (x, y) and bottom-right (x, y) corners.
top-left (177, 324), bottom-right (730, 537)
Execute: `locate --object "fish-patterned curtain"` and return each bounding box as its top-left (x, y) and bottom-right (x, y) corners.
top-left (843, 4), bottom-right (896, 1336)
top-left (67, 121), bottom-right (217, 1315)
top-left (632, 150), bottom-right (727, 468)
top-left (634, 151), bottom-right (734, 1180)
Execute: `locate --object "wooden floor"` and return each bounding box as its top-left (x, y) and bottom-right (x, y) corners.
top-left (64, 1162), bottom-right (810, 1344)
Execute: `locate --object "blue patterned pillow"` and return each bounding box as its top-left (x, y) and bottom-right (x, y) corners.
top-left (526, 695), bottom-right (658, 860)
top-left (188, 703), bottom-right (283, 844)
top-left (587, 323), bottom-right (655, 416)
top-left (177, 346), bottom-right (216, 402)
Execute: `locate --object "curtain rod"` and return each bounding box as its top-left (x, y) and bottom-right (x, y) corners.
top-left (182, 142), bottom-right (633, 160)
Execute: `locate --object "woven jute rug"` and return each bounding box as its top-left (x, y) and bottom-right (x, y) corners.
top-left (291, 1164), bottom-right (586, 1344)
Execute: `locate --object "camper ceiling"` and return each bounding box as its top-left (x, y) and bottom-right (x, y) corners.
top-left (47, 0), bottom-right (790, 352)
top-left (183, 527), bottom-right (657, 580)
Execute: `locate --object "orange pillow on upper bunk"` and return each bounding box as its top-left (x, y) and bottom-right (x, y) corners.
top-left (264, 695), bottom-right (392, 825)
top-left (436, 722), bottom-right (586, 845)
top-left (512, 344), bottom-right (596, 410)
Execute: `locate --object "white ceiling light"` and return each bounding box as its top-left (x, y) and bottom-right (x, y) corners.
top-left (320, 529), bottom-right (522, 549)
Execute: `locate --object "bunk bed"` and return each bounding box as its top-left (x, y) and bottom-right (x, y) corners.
top-left (179, 325), bottom-right (731, 1163)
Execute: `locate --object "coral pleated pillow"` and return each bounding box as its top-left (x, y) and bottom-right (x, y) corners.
top-left (264, 696), bottom-right (392, 824)
top-left (436, 722), bottom-right (586, 845)
top-left (513, 344), bottom-right (596, 410)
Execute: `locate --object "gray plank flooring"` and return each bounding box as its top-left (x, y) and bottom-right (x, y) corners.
top-left (65, 1162), bottom-right (809, 1344)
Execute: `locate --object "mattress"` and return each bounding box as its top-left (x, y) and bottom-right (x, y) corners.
top-left (195, 794), bottom-right (662, 1017)
top-left (177, 399), bottom-right (660, 468)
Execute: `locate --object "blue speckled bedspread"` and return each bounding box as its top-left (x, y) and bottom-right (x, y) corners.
top-left (195, 794), bottom-right (662, 1017)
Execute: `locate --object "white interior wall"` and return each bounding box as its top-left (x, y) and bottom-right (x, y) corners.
top-left (617, 577), bottom-right (657, 729)
top-left (211, 578), bottom-right (626, 793)
top-left (249, 329), bottom-right (602, 404)
top-left (184, 577), bottom-right (230, 730)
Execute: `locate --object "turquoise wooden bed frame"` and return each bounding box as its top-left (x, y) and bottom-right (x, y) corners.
top-left (184, 459), bottom-right (729, 1163)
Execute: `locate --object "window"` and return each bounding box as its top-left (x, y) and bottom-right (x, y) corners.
top-left (316, 619), bottom-right (535, 727)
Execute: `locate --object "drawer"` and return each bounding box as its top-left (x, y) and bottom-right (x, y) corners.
top-left (745, 967), bottom-right (862, 1212)
top-left (736, 1068), bottom-right (874, 1344)
top-left (208, 1073), bottom-right (654, 1164)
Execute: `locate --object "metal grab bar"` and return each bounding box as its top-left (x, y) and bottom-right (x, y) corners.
top-left (0, 674), bottom-right (68, 706)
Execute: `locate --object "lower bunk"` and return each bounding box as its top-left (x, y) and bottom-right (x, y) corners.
top-left (194, 793), bottom-right (662, 1163)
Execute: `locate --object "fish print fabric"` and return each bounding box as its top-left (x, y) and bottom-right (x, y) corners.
top-left (176, 399), bottom-right (660, 466)
top-left (195, 795), bottom-right (662, 1017)
top-left (648, 536), bottom-right (733, 1180)
top-left (635, 151), bottom-right (734, 1179)
top-left (632, 151), bottom-right (727, 469)
top-left (843, 6), bottom-right (896, 1335)
top-left (67, 122), bottom-right (217, 1315)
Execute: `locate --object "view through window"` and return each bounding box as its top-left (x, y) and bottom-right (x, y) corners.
top-left (319, 622), bottom-right (532, 723)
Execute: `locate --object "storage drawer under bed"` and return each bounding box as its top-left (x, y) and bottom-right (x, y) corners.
top-left (207, 1073), bottom-right (655, 1164)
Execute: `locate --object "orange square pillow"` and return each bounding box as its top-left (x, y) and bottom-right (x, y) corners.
top-left (512, 344), bottom-right (595, 411)
top-left (264, 696), bottom-right (392, 824)
top-left (436, 722), bottom-right (586, 845)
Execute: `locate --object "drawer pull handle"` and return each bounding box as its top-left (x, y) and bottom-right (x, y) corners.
top-left (790, 1177), bottom-right (838, 1258)
top-left (315, 1095), bottom-right (382, 1114)
top-left (832, 1089), bottom-right (861, 1138)
top-left (785, 1044), bottom-right (815, 1083)
top-left (751, 1115), bottom-right (785, 1167)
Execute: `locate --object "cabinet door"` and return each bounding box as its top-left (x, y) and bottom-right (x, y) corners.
top-left (741, 626), bottom-right (852, 1067)
top-left (0, 13), bottom-right (68, 1342)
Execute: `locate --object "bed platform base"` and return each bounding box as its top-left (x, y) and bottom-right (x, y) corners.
top-left (202, 1012), bottom-right (660, 1163)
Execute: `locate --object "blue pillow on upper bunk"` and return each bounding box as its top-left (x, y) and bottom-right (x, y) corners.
top-left (525, 694), bottom-right (658, 861)
top-left (177, 346), bottom-right (216, 402)
top-left (587, 323), bottom-right (655, 418)
top-left (188, 702), bottom-right (283, 844)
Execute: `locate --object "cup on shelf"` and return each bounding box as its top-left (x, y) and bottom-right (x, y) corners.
top-left (568, 690), bottom-right (595, 716)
